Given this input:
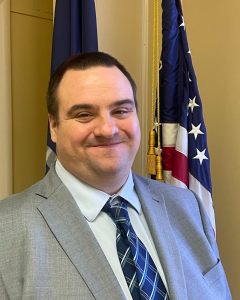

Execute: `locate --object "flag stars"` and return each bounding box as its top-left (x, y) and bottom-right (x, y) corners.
top-left (188, 72), bottom-right (192, 82)
top-left (179, 16), bottom-right (186, 30)
top-left (193, 149), bottom-right (208, 165)
top-left (188, 123), bottom-right (204, 140)
top-left (188, 96), bottom-right (199, 113)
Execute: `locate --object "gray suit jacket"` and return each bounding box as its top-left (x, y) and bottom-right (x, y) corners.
top-left (0, 167), bottom-right (231, 300)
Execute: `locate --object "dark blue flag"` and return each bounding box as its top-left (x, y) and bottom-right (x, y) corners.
top-left (158, 0), bottom-right (215, 230)
top-left (46, 0), bottom-right (98, 173)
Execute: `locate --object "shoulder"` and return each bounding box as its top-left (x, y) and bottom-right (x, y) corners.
top-left (0, 180), bottom-right (43, 219)
top-left (0, 180), bottom-right (45, 254)
top-left (133, 173), bottom-right (217, 251)
top-left (133, 173), bottom-right (204, 228)
top-left (0, 168), bottom-right (64, 249)
top-left (133, 173), bottom-right (196, 203)
top-left (0, 166), bottom-right (62, 217)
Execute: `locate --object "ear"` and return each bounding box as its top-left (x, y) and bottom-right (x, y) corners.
top-left (48, 114), bottom-right (58, 143)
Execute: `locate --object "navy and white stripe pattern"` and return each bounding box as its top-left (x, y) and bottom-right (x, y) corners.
top-left (103, 197), bottom-right (169, 300)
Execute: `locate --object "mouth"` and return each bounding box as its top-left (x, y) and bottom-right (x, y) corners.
top-left (92, 142), bottom-right (122, 147)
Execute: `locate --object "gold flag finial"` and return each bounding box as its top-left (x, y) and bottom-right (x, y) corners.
top-left (155, 155), bottom-right (164, 182)
top-left (146, 130), bottom-right (156, 175)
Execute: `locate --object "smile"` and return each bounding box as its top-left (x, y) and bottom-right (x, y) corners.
top-left (92, 142), bottom-right (122, 147)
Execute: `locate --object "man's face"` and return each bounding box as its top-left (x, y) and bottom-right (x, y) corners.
top-left (49, 66), bottom-right (141, 183)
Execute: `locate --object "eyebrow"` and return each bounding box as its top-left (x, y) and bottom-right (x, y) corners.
top-left (66, 99), bottom-right (135, 116)
top-left (109, 99), bottom-right (135, 108)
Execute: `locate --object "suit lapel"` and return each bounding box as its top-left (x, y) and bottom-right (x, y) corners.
top-left (133, 174), bottom-right (188, 300)
top-left (36, 168), bottom-right (126, 300)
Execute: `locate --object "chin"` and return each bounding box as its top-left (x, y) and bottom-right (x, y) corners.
top-left (96, 167), bottom-right (121, 176)
top-left (94, 163), bottom-right (128, 176)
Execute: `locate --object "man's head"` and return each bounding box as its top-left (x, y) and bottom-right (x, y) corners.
top-left (47, 52), bottom-right (141, 193)
top-left (47, 52), bottom-right (138, 125)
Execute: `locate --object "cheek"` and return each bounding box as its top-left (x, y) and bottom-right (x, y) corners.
top-left (66, 124), bottom-right (93, 146)
top-left (131, 119), bottom-right (141, 138)
top-left (134, 126), bottom-right (141, 149)
top-left (123, 119), bottom-right (141, 144)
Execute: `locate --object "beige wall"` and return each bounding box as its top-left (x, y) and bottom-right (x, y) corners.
top-left (11, 0), bottom-right (52, 193)
top-left (183, 0), bottom-right (239, 297)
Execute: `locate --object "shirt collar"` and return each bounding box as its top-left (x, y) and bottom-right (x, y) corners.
top-left (55, 159), bottom-right (141, 222)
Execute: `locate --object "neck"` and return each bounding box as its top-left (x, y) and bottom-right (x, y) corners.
top-left (76, 172), bottom-right (129, 195)
top-left (58, 161), bottom-right (130, 195)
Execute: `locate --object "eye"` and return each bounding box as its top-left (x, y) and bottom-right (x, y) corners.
top-left (114, 109), bottom-right (129, 116)
top-left (115, 110), bottom-right (126, 114)
top-left (77, 112), bottom-right (91, 118)
top-left (75, 112), bottom-right (94, 122)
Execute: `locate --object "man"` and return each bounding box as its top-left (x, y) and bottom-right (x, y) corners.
top-left (0, 52), bottom-right (231, 299)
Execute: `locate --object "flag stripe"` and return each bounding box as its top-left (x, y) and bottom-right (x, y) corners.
top-left (169, 173), bottom-right (188, 189)
top-left (189, 173), bottom-right (216, 230)
top-left (175, 126), bottom-right (188, 156)
top-left (162, 123), bottom-right (179, 146)
top-left (171, 150), bottom-right (188, 187)
top-left (162, 147), bottom-right (174, 171)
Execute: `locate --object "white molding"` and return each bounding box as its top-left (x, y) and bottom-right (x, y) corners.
top-left (0, 0), bottom-right (12, 198)
top-left (140, 0), bottom-right (149, 176)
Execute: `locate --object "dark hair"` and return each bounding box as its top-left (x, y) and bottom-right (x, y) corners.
top-left (47, 52), bottom-right (137, 123)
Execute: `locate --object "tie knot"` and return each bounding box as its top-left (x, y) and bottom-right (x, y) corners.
top-left (102, 199), bottom-right (130, 224)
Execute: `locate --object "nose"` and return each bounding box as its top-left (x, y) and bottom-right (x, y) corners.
top-left (93, 115), bottom-right (119, 138)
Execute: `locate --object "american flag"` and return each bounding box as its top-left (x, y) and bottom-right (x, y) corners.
top-left (158, 0), bottom-right (216, 231)
top-left (46, 0), bottom-right (98, 173)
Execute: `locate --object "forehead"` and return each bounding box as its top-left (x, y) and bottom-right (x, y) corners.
top-left (57, 66), bottom-right (133, 107)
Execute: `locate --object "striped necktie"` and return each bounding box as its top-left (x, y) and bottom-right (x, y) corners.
top-left (103, 197), bottom-right (169, 300)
